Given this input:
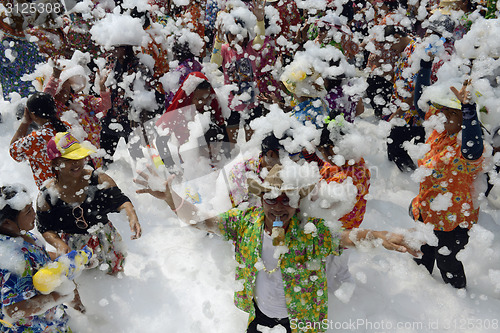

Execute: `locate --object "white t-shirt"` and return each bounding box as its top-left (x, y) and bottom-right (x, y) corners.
top-left (254, 232), bottom-right (289, 319)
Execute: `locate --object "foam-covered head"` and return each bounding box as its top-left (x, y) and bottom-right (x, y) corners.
top-left (218, 7), bottom-right (257, 42)
top-left (0, 184), bottom-right (31, 226)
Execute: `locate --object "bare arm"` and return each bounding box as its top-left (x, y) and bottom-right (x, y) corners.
top-left (42, 231), bottom-right (71, 255)
top-left (4, 291), bottom-right (70, 320)
top-left (98, 172), bottom-right (142, 239)
top-left (10, 108), bottom-right (33, 145)
top-left (118, 201), bottom-right (142, 239)
top-left (340, 229), bottom-right (421, 257)
top-left (134, 170), bottom-right (220, 234)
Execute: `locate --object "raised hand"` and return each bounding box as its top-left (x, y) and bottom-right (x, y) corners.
top-left (450, 79), bottom-right (472, 105)
top-left (252, 0), bottom-right (265, 22)
top-left (134, 164), bottom-right (174, 202)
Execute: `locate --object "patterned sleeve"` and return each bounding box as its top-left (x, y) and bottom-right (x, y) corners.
top-left (0, 269), bottom-right (36, 307)
top-left (218, 209), bottom-right (243, 242)
top-left (315, 218), bottom-right (343, 257)
top-left (9, 132), bottom-right (37, 162)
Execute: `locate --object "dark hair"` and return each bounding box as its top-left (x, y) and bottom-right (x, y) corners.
top-left (384, 25), bottom-right (409, 38)
top-left (261, 133), bottom-right (284, 154)
top-left (384, 0), bottom-right (401, 11)
top-left (26, 92), bottom-right (67, 132)
top-left (129, 7), bottom-right (151, 29)
top-left (173, 40), bottom-right (196, 62)
top-left (0, 185), bottom-right (29, 225)
top-left (319, 126), bottom-right (334, 148)
top-left (427, 15), bottom-right (456, 36)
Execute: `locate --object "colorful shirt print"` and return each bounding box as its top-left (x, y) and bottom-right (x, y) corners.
top-left (0, 36), bottom-right (44, 99)
top-left (9, 123), bottom-right (57, 189)
top-left (224, 155), bottom-right (262, 208)
top-left (320, 159), bottom-right (371, 229)
top-left (291, 98), bottom-right (329, 128)
top-left (218, 207), bottom-right (341, 332)
top-left (61, 222), bottom-right (125, 275)
top-left (324, 86), bottom-right (357, 123)
top-left (0, 234), bottom-right (70, 333)
top-left (44, 76), bottom-right (111, 168)
top-left (411, 127), bottom-right (484, 231)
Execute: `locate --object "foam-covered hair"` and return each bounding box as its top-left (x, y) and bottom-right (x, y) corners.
top-left (0, 184), bottom-right (31, 225)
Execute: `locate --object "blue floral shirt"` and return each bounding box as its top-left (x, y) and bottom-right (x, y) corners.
top-left (0, 234), bottom-right (70, 333)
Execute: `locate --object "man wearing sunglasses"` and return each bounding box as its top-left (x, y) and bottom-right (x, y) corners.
top-left (136, 163), bottom-right (420, 332)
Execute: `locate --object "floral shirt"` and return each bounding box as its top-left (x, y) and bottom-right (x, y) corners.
top-left (9, 123), bottom-right (57, 189)
top-left (0, 234), bottom-right (70, 333)
top-left (218, 207), bottom-right (342, 332)
top-left (292, 98), bottom-right (329, 128)
top-left (0, 36), bottom-right (44, 99)
top-left (324, 86), bottom-right (357, 123)
top-left (224, 155), bottom-right (262, 208)
top-left (320, 159), bottom-right (370, 229)
top-left (44, 76), bottom-right (111, 168)
top-left (411, 128), bottom-right (484, 231)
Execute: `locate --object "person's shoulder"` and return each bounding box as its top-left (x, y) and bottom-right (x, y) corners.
top-left (39, 123), bottom-right (56, 135)
top-left (37, 179), bottom-right (57, 210)
top-left (94, 170), bottom-right (118, 188)
top-left (223, 206), bottom-right (262, 219)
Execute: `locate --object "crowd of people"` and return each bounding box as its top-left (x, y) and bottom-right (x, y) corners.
top-left (1, 0), bottom-right (500, 332)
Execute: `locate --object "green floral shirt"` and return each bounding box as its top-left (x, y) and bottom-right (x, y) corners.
top-left (218, 207), bottom-right (342, 332)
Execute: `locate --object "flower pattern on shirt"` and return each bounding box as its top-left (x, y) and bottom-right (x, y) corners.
top-left (9, 123), bottom-right (57, 189)
top-left (320, 159), bottom-right (371, 229)
top-left (411, 127), bottom-right (484, 231)
top-left (218, 207), bottom-right (341, 332)
top-left (0, 234), bottom-right (71, 333)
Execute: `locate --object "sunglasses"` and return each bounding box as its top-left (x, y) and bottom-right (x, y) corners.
top-left (72, 205), bottom-right (89, 229)
top-left (263, 195), bottom-right (291, 206)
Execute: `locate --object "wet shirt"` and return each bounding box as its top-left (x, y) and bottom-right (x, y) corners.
top-left (411, 130), bottom-right (484, 231)
top-left (320, 159), bottom-right (371, 229)
top-left (37, 172), bottom-right (130, 235)
top-left (9, 123), bottom-right (57, 189)
top-left (291, 98), bottom-right (329, 128)
top-left (0, 234), bottom-right (70, 333)
top-left (225, 155), bottom-right (262, 208)
top-left (218, 207), bottom-right (341, 332)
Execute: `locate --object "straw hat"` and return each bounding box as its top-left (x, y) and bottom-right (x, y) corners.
top-left (433, 0), bottom-right (462, 15)
top-left (247, 164), bottom-right (316, 199)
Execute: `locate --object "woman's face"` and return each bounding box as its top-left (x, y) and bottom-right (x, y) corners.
top-left (442, 107), bottom-right (463, 135)
top-left (226, 32), bottom-right (245, 46)
top-left (16, 204), bottom-right (36, 232)
top-left (54, 157), bottom-right (86, 178)
top-left (191, 87), bottom-right (213, 112)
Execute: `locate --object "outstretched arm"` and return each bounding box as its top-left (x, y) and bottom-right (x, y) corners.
top-left (134, 169), bottom-right (220, 234)
top-left (4, 291), bottom-right (73, 320)
top-left (340, 229), bottom-right (421, 257)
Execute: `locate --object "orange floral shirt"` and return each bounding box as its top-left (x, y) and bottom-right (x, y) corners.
top-left (320, 158), bottom-right (371, 229)
top-left (411, 130), bottom-right (484, 231)
top-left (10, 123), bottom-right (57, 189)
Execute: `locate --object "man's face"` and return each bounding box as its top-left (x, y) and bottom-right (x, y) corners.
top-left (262, 193), bottom-right (298, 231)
top-left (441, 106), bottom-right (463, 135)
